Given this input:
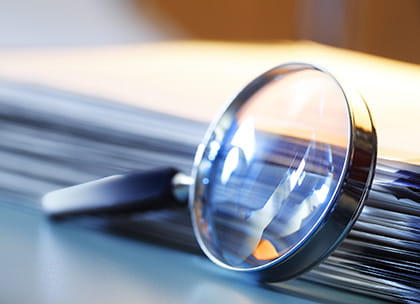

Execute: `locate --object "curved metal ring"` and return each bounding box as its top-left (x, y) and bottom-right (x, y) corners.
top-left (190, 63), bottom-right (377, 281)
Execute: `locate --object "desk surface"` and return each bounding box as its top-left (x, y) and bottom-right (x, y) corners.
top-left (0, 200), bottom-right (390, 304)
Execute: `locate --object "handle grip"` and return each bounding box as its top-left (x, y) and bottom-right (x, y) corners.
top-left (42, 167), bottom-right (187, 218)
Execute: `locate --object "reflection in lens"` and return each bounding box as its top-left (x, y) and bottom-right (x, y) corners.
top-left (192, 67), bottom-right (350, 270)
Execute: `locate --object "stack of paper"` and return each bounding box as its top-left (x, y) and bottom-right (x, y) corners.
top-left (0, 80), bottom-right (418, 303)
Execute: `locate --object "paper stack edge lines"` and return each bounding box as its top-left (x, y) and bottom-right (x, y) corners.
top-left (0, 82), bottom-right (418, 303)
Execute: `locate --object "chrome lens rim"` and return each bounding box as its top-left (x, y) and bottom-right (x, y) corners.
top-left (189, 63), bottom-right (377, 281)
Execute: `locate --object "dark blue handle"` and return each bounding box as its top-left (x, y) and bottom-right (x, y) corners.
top-left (42, 167), bottom-right (184, 218)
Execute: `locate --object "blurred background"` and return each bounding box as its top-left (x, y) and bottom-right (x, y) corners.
top-left (0, 3), bottom-right (419, 303)
top-left (1, 0), bottom-right (419, 64)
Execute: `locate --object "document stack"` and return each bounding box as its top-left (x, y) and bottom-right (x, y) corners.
top-left (0, 81), bottom-right (418, 303)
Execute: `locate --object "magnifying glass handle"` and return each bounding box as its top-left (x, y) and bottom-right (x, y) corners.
top-left (42, 167), bottom-right (191, 219)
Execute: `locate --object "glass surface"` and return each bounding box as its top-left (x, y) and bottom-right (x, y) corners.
top-left (193, 68), bottom-right (351, 269)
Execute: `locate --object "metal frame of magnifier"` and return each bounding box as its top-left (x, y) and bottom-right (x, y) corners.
top-left (42, 63), bottom-right (377, 282)
top-left (189, 63), bottom-right (377, 281)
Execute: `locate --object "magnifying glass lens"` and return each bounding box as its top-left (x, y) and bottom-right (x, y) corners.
top-left (192, 67), bottom-right (351, 270)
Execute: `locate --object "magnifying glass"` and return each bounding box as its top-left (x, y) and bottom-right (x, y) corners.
top-left (42, 63), bottom-right (376, 282)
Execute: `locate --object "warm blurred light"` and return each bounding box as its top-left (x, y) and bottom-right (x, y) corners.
top-left (0, 41), bottom-right (419, 163)
top-left (150, 0), bottom-right (420, 64)
top-left (252, 239), bottom-right (279, 261)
